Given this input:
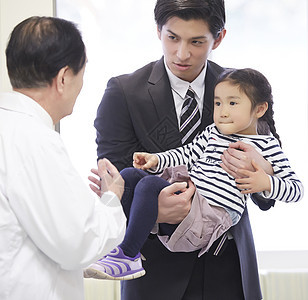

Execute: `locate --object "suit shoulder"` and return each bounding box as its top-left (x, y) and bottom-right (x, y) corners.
top-left (115, 60), bottom-right (158, 83)
top-left (208, 60), bottom-right (225, 76)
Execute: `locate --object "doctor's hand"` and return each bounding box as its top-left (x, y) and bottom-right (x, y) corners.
top-left (157, 180), bottom-right (195, 224)
top-left (220, 141), bottom-right (273, 179)
top-left (88, 158), bottom-right (124, 200)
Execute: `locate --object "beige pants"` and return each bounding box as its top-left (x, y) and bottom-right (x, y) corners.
top-left (158, 165), bottom-right (233, 257)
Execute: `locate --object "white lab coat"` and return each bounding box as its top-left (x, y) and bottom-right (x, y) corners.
top-left (0, 92), bottom-right (126, 300)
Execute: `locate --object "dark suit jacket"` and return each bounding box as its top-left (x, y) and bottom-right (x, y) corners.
top-left (94, 57), bottom-right (270, 300)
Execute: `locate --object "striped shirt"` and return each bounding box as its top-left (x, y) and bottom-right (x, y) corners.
top-left (155, 123), bottom-right (303, 223)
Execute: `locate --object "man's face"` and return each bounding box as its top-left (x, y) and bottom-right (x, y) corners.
top-left (158, 17), bottom-right (225, 82)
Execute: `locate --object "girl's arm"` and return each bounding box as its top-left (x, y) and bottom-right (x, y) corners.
top-left (220, 141), bottom-right (273, 178)
top-left (235, 152), bottom-right (303, 203)
top-left (154, 128), bottom-right (211, 173)
top-left (235, 160), bottom-right (271, 194)
top-left (133, 152), bottom-right (158, 170)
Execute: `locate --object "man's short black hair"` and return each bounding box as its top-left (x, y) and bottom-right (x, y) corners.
top-left (154, 0), bottom-right (225, 39)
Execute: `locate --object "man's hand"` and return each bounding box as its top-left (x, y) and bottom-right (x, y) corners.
top-left (157, 180), bottom-right (195, 224)
top-left (220, 141), bottom-right (273, 179)
top-left (133, 152), bottom-right (158, 170)
top-left (235, 160), bottom-right (271, 194)
top-left (88, 158), bottom-right (124, 200)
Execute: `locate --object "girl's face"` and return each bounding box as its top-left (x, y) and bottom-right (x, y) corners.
top-left (214, 81), bottom-right (264, 135)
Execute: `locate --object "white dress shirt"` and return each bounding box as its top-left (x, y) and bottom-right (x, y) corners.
top-left (164, 58), bottom-right (206, 126)
top-left (0, 92), bottom-right (126, 300)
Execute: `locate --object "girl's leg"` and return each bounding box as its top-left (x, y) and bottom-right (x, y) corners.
top-left (120, 167), bottom-right (149, 218)
top-left (84, 169), bottom-right (179, 280)
top-left (119, 175), bottom-right (172, 257)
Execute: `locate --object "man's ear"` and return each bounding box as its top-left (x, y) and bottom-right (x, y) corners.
top-left (256, 102), bottom-right (269, 118)
top-left (157, 25), bottom-right (162, 40)
top-left (55, 66), bottom-right (69, 94)
top-left (212, 28), bottom-right (226, 50)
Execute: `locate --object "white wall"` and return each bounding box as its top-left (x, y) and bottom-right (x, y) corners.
top-left (0, 0), bottom-right (54, 92)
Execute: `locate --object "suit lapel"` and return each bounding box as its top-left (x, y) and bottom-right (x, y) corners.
top-left (147, 58), bottom-right (182, 150)
top-left (201, 61), bottom-right (223, 131)
top-left (145, 58), bottom-right (223, 149)
top-left (148, 58), bottom-right (176, 119)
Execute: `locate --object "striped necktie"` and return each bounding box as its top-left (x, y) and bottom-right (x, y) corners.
top-left (180, 88), bottom-right (201, 144)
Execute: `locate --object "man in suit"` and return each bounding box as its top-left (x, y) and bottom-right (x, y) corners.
top-left (93, 1), bottom-right (274, 299)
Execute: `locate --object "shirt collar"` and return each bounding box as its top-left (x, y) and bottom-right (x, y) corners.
top-left (164, 57), bottom-right (207, 99)
top-left (0, 91), bottom-right (54, 129)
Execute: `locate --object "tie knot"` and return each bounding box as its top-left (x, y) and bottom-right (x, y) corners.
top-left (186, 88), bottom-right (195, 99)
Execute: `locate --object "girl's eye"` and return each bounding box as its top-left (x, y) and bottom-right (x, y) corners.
top-left (214, 101), bottom-right (221, 106)
top-left (230, 101), bottom-right (237, 106)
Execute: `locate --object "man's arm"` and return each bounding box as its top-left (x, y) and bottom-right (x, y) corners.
top-left (94, 77), bottom-right (141, 171)
top-left (89, 160), bottom-right (195, 225)
top-left (157, 180), bottom-right (195, 224)
top-left (220, 141), bottom-right (274, 178)
top-left (220, 141), bottom-right (275, 211)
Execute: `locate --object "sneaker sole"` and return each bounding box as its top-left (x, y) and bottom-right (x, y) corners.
top-left (85, 268), bottom-right (146, 281)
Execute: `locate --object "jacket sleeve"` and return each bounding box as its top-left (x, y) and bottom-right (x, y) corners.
top-left (94, 77), bottom-right (141, 171)
top-left (250, 193), bottom-right (275, 211)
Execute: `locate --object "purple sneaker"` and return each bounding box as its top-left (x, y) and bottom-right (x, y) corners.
top-left (83, 246), bottom-right (145, 280)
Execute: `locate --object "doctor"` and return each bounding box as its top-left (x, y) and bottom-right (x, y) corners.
top-left (0, 16), bottom-right (126, 300)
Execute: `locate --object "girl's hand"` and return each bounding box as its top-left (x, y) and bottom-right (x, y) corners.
top-left (220, 141), bottom-right (273, 179)
top-left (133, 152), bottom-right (158, 170)
top-left (235, 160), bottom-right (271, 194)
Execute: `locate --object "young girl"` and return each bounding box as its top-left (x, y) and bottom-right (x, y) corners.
top-left (84, 68), bottom-right (303, 280)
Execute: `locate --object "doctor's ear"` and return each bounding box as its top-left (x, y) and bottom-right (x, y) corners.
top-left (55, 66), bottom-right (69, 94)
